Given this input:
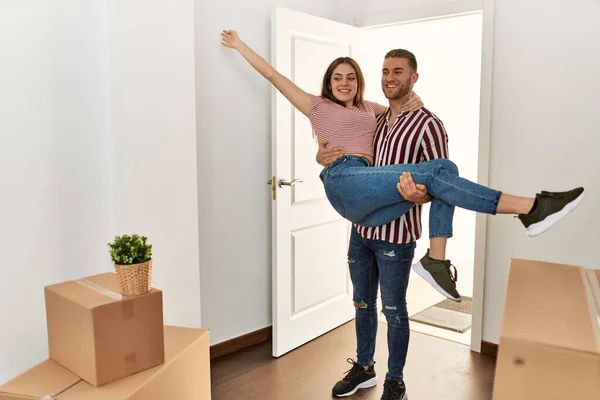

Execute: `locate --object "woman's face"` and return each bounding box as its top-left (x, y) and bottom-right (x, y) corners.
top-left (330, 63), bottom-right (358, 105)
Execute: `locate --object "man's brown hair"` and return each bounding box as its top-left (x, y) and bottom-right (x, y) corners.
top-left (384, 49), bottom-right (418, 72)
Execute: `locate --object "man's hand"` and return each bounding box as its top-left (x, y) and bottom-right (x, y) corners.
top-left (316, 140), bottom-right (344, 166)
top-left (400, 92), bottom-right (423, 113)
top-left (397, 172), bottom-right (430, 204)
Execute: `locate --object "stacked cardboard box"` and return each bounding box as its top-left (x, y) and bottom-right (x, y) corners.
top-left (0, 273), bottom-right (211, 399)
top-left (493, 259), bottom-right (600, 399)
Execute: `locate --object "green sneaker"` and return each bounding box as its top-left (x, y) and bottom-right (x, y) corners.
top-left (518, 187), bottom-right (585, 237)
top-left (411, 250), bottom-right (461, 302)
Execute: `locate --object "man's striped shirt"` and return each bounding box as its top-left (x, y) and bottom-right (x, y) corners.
top-left (355, 107), bottom-right (450, 244)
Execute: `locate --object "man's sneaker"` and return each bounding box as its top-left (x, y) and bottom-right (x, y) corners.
top-left (332, 358), bottom-right (377, 397)
top-left (381, 379), bottom-right (408, 400)
top-left (518, 187), bottom-right (585, 237)
top-left (411, 249), bottom-right (461, 302)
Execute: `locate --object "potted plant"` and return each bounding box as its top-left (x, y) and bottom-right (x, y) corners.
top-left (107, 234), bottom-right (153, 295)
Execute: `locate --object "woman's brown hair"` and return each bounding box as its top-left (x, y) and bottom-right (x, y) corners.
top-left (320, 57), bottom-right (365, 107)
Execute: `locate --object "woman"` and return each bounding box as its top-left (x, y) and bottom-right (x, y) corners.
top-left (221, 29), bottom-right (585, 301)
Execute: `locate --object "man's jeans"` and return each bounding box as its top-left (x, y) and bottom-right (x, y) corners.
top-left (348, 226), bottom-right (416, 382)
top-left (320, 155), bottom-right (502, 236)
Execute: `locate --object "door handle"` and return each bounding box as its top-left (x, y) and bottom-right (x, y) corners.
top-left (266, 177), bottom-right (303, 201)
top-left (278, 178), bottom-right (303, 188)
top-left (266, 178), bottom-right (303, 187)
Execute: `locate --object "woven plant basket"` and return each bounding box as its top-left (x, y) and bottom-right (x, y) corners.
top-left (114, 259), bottom-right (153, 296)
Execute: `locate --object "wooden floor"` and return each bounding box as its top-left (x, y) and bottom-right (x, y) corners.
top-left (211, 321), bottom-right (496, 399)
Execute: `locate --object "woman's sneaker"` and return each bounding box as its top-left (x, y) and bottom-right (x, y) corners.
top-left (518, 187), bottom-right (585, 236)
top-left (381, 379), bottom-right (408, 400)
top-left (411, 249), bottom-right (461, 302)
top-left (332, 358), bottom-right (378, 397)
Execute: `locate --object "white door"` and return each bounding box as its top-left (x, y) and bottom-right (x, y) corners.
top-left (271, 7), bottom-right (364, 357)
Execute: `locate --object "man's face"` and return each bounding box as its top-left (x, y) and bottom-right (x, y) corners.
top-left (381, 57), bottom-right (418, 100)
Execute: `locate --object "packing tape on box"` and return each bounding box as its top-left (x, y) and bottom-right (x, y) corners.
top-left (125, 352), bottom-right (138, 372)
top-left (586, 270), bottom-right (600, 316)
top-left (41, 395), bottom-right (53, 400)
top-left (581, 268), bottom-right (600, 351)
top-left (586, 270), bottom-right (600, 331)
top-left (121, 300), bottom-right (134, 319)
top-left (76, 278), bottom-right (123, 301)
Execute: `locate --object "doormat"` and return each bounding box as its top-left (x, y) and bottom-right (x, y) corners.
top-left (435, 296), bottom-right (473, 314)
top-left (409, 296), bottom-right (473, 333)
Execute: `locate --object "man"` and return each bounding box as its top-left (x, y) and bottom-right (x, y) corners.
top-left (317, 49), bottom-right (449, 400)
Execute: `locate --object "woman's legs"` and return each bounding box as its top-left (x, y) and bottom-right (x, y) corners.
top-left (323, 156), bottom-right (584, 302)
top-left (324, 157), bottom-right (502, 224)
top-left (324, 157), bottom-right (583, 234)
top-left (416, 196), bottom-right (462, 301)
top-left (428, 238), bottom-right (448, 261)
top-left (496, 194), bottom-right (536, 214)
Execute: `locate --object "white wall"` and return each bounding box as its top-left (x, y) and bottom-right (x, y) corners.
top-left (361, 14), bottom-right (482, 267)
top-left (0, 1), bottom-right (113, 383)
top-left (108, 0), bottom-right (201, 329)
top-left (0, 0), bottom-right (201, 384)
top-left (355, 0), bottom-right (482, 27)
top-left (194, 0), bottom-right (358, 344)
top-left (482, 0), bottom-right (600, 343)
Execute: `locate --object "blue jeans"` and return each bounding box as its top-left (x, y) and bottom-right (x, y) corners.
top-left (319, 156), bottom-right (502, 236)
top-left (348, 227), bottom-right (416, 381)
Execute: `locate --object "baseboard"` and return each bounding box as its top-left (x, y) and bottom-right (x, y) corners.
top-left (480, 340), bottom-right (498, 358)
top-left (210, 328), bottom-right (497, 360)
top-left (210, 326), bottom-right (272, 360)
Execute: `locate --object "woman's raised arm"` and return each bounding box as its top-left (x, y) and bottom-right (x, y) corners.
top-left (221, 30), bottom-right (313, 116)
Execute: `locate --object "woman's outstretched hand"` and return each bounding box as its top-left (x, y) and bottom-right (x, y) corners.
top-left (221, 30), bottom-right (243, 50)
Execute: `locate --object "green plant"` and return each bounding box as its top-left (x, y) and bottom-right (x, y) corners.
top-left (107, 234), bottom-right (152, 265)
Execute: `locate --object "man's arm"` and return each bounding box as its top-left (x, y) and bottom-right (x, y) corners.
top-left (421, 116), bottom-right (450, 160)
top-left (397, 115), bottom-right (449, 203)
top-left (315, 140), bottom-right (344, 166)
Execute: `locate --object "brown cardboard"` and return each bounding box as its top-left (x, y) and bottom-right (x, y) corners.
top-left (0, 326), bottom-right (211, 400)
top-left (45, 273), bottom-right (165, 387)
top-left (493, 259), bottom-right (600, 399)
top-left (0, 360), bottom-right (80, 399)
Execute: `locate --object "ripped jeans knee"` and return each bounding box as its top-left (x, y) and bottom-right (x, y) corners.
top-left (381, 304), bottom-right (408, 327)
top-left (354, 301), bottom-right (368, 309)
top-left (353, 298), bottom-right (376, 313)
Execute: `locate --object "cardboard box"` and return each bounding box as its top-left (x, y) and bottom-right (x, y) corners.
top-left (493, 259), bottom-right (600, 399)
top-left (0, 326), bottom-right (211, 399)
top-left (44, 273), bottom-right (165, 387)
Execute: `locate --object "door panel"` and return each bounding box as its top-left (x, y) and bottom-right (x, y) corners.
top-left (271, 7), bottom-right (362, 357)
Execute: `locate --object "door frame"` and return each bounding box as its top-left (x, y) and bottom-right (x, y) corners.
top-left (355, 0), bottom-right (495, 353)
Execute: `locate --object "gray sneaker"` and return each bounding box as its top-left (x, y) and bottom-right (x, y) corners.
top-left (411, 250), bottom-right (461, 302)
top-left (518, 187), bottom-right (585, 237)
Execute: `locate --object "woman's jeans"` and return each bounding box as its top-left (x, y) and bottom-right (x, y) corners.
top-left (319, 155), bottom-right (502, 236)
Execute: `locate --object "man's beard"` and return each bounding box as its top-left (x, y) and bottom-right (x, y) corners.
top-left (384, 81), bottom-right (412, 100)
